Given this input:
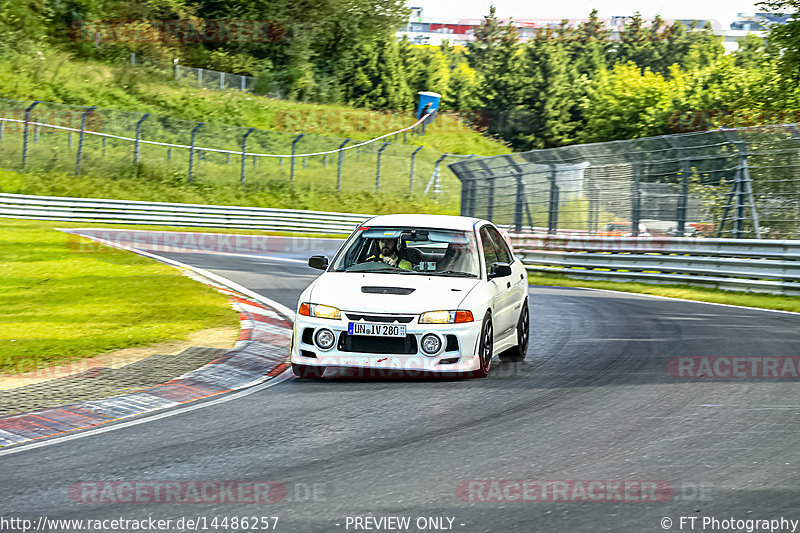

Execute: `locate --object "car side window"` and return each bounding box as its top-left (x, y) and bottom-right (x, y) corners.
top-left (479, 227), bottom-right (499, 275)
top-left (487, 227), bottom-right (513, 264)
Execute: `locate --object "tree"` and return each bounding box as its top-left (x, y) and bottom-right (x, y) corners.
top-left (448, 63), bottom-right (480, 111)
top-left (466, 5), bottom-right (523, 129)
top-left (733, 33), bottom-right (770, 71)
top-left (342, 34), bottom-right (410, 110)
top-left (757, 0), bottom-right (800, 81)
top-left (579, 62), bottom-right (675, 142)
top-left (508, 40), bottom-right (578, 149)
top-left (570, 9), bottom-right (612, 78)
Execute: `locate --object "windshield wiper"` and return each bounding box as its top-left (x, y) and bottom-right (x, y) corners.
top-left (426, 271), bottom-right (478, 278)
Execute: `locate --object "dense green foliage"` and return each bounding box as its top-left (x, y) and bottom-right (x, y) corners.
top-left (0, 1), bottom-right (799, 151)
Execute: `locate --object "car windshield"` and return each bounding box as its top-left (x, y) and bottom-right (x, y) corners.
top-left (331, 226), bottom-right (480, 277)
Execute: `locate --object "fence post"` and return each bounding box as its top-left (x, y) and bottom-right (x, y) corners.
top-left (409, 146), bottom-right (423, 192)
top-left (241, 76), bottom-right (246, 91)
top-left (102, 137), bottom-right (107, 157)
top-left (220, 72), bottom-right (225, 90)
top-left (336, 138), bottom-right (351, 191)
top-left (426, 154), bottom-right (448, 199)
top-left (475, 160), bottom-right (493, 221)
top-left (728, 132), bottom-right (761, 239)
top-left (376, 142), bottom-right (390, 190)
top-left (678, 172), bottom-right (689, 234)
top-left (34, 126), bottom-right (39, 143)
top-left (717, 177), bottom-right (739, 238)
top-left (500, 155), bottom-right (526, 232)
top-left (588, 183), bottom-right (600, 234)
top-left (74, 106), bottom-right (97, 176)
top-left (188, 122), bottom-right (205, 183)
top-left (0, 121), bottom-right (3, 142)
top-left (173, 59), bottom-right (179, 82)
top-left (732, 168), bottom-right (746, 239)
top-left (547, 164), bottom-right (560, 234)
top-left (290, 133), bottom-right (304, 182)
top-left (198, 68), bottom-right (203, 87)
top-left (241, 127), bottom-right (256, 189)
top-left (21, 101), bottom-right (41, 169)
top-left (630, 161), bottom-right (641, 237)
top-left (133, 113), bottom-right (151, 166)
top-left (664, 136), bottom-right (691, 235)
top-left (130, 53), bottom-right (135, 66)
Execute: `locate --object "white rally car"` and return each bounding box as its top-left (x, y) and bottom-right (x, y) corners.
top-left (290, 214), bottom-right (529, 379)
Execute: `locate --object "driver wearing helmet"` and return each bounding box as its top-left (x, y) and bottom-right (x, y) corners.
top-left (367, 237), bottom-right (412, 270)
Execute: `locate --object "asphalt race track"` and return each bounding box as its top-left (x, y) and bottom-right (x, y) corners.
top-left (2, 238), bottom-right (800, 533)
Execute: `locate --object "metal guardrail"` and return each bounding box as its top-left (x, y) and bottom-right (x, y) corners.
top-left (0, 193), bottom-right (370, 234)
top-left (2, 192), bottom-right (798, 294)
top-left (509, 233), bottom-right (800, 295)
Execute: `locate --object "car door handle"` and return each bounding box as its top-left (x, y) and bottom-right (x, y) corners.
top-left (506, 281), bottom-right (511, 288)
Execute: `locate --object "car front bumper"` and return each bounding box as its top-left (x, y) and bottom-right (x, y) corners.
top-left (290, 314), bottom-right (482, 374)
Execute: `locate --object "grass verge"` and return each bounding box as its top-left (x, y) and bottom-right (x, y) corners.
top-left (528, 272), bottom-right (800, 313)
top-left (0, 218), bottom-right (240, 374)
top-left (0, 46), bottom-right (510, 157)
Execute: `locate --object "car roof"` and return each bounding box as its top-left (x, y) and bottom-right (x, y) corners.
top-left (362, 214), bottom-right (487, 232)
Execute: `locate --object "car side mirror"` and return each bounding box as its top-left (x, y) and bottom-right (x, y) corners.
top-left (308, 255), bottom-right (329, 270)
top-left (488, 262), bottom-right (512, 279)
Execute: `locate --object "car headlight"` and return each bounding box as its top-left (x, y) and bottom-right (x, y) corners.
top-left (419, 310), bottom-right (474, 324)
top-left (298, 303), bottom-right (341, 320)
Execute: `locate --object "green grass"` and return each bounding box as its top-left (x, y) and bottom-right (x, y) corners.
top-left (0, 45), bottom-right (510, 157)
top-left (528, 272), bottom-right (800, 313)
top-left (0, 163), bottom-right (461, 215)
top-left (0, 218), bottom-right (240, 374)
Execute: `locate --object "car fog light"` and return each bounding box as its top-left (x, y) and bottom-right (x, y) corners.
top-left (421, 333), bottom-right (442, 355)
top-left (315, 328), bottom-right (336, 350)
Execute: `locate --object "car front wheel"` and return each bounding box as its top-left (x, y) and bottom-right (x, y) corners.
top-left (292, 364), bottom-right (325, 379)
top-left (473, 314), bottom-right (493, 378)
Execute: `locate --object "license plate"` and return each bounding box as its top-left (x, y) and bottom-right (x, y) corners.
top-left (348, 322), bottom-right (406, 337)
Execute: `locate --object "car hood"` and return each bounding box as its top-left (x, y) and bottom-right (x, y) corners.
top-left (309, 272), bottom-right (479, 314)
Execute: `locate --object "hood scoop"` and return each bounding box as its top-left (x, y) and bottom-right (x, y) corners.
top-left (361, 286), bottom-right (416, 295)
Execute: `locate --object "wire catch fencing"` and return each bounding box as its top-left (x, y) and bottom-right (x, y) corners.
top-left (0, 98), bottom-right (471, 207)
top-left (449, 125), bottom-right (800, 240)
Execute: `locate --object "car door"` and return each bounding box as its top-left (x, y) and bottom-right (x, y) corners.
top-left (486, 225), bottom-right (527, 329)
top-left (479, 225), bottom-right (516, 340)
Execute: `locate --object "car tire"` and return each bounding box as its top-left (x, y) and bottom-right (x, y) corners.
top-left (500, 299), bottom-right (529, 362)
top-left (472, 313), bottom-right (493, 378)
top-left (292, 364), bottom-right (325, 379)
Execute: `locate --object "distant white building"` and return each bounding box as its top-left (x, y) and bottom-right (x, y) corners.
top-left (397, 8), bottom-right (791, 52)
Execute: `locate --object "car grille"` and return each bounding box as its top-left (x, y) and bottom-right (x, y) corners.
top-left (345, 313), bottom-right (415, 324)
top-left (337, 333), bottom-right (418, 354)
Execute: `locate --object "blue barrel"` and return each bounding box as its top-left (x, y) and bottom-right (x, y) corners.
top-left (416, 91), bottom-right (442, 119)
